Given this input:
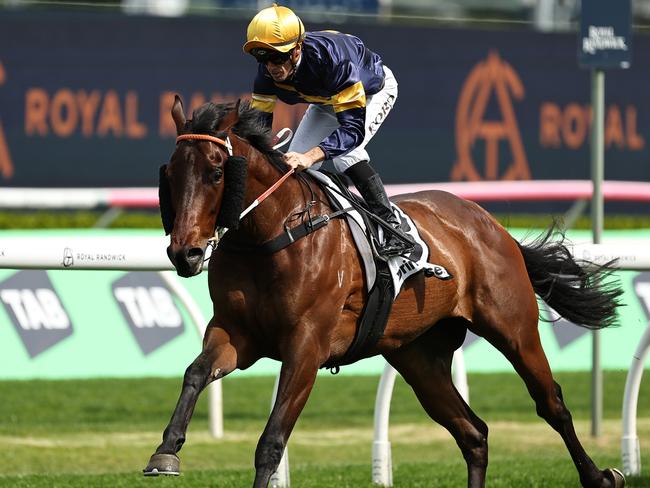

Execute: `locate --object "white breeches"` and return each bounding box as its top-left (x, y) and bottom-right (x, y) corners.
top-left (288, 65), bottom-right (398, 172)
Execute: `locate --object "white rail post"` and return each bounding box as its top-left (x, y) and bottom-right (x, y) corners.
top-left (452, 348), bottom-right (470, 404)
top-left (373, 363), bottom-right (397, 487)
top-left (372, 350), bottom-right (469, 486)
top-left (270, 371), bottom-right (290, 487)
top-left (621, 318), bottom-right (650, 476)
top-left (159, 270), bottom-right (223, 439)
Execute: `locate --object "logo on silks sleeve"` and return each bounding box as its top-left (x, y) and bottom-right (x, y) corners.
top-left (0, 271), bottom-right (73, 358)
top-left (112, 272), bottom-right (185, 355)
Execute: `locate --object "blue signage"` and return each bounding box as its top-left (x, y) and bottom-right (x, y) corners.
top-left (579, 0), bottom-right (632, 69)
top-left (0, 12), bottom-right (648, 189)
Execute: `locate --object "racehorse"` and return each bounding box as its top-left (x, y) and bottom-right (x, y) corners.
top-left (145, 95), bottom-right (625, 488)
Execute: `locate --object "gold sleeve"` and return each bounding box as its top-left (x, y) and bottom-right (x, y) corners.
top-left (250, 93), bottom-right (277, 113)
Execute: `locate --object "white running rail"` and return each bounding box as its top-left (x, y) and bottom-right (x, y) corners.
top-left (0, 235), bottom-right (224, 439)
top-left (1, 236), bottom-right (650, 483)
top-left (371, 242), bottom-right (650, 486)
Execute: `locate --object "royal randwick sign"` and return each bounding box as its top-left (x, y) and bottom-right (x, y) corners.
top-left (579, 0), bottom-right (632, 69)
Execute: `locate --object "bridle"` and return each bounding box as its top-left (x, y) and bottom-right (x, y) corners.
top-left (176, 133), bottom-right (233, 156)
top-left (175, 132), bottom-right (295, 248)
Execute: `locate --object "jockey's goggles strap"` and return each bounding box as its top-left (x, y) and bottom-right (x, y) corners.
top-left (176, 134), bottom-right (233, 156)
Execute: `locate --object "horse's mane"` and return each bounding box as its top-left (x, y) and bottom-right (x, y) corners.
top-left (191, 101), bottom-right (286, 172)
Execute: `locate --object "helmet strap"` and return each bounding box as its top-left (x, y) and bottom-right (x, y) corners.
top-left (287, 44), bottom-right (302, 80)
top-left (287, 18), bottom-right (303, 80)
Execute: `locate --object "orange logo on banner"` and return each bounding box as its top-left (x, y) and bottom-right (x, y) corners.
top-left (0, 60), bottom-right (14, 179)
top-left (451, 51), bottom-right (530, 181)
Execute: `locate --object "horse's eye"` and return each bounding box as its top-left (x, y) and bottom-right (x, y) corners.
top-left (212, 168), bottom-right (223, 183)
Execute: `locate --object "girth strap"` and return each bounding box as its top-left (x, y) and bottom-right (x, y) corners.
top-left (322, 259), bottom-right (394, 372)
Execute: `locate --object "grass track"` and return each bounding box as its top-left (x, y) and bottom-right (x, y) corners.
top-left (2, 371), bottom-right (650, 487)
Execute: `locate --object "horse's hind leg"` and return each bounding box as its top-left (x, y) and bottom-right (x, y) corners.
top-left (474, 310), bottom-right (624, 488)
top-left (385, 319), bottom-right (489, 488)
top-left (144, 321), bottom-right (252, 476)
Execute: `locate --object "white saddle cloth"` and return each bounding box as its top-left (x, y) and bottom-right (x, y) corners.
top-left (306, 169), bottom-right (451, 299)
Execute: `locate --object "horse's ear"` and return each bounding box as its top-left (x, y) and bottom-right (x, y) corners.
top-left (217, 99), bottom-right (241, 132)
top-left (159, 164), bottom-right (175, 235)
top-left (171, 95), bottom-right (186, 134)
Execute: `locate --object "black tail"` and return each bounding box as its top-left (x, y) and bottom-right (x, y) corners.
top-left (517, 226), bottom-right (623, 330)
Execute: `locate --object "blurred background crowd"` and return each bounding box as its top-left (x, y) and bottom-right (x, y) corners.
top-left (1, 0), bottom-right (649, 30)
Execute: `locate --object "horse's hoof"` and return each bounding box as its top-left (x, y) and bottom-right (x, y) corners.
top-left (143, 453), bottom-right (181, 476)
top-left (604, 468), bottom-right (625, 488)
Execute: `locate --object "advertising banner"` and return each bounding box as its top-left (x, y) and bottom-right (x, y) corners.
top-left (1, 229), bottom-right (649, 379)
top-left (0, 12), bottom-right (648, 187)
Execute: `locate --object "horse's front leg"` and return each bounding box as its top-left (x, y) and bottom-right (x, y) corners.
top-left (144, 322), bottom-right (251, 476)
top-left (252, 338), bottom-right (322, 488)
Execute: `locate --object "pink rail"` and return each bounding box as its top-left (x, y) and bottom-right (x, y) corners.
top-left (385, 180), bottom-right (650, 202)
top-left (0, 180), bottom-right (648, 209)
top-left (109, 180), bottom-right (650, 207)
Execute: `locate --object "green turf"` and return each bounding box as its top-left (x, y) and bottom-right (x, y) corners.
top-left (1, 371), bottom-right (647, 436)
top-left (1, 372), bottom-right (649, 487)
top-left (1, 210), bottom-right (649, 230)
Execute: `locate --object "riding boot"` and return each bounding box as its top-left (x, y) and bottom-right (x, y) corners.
top-left (345, 162), bottom-right (415, 257)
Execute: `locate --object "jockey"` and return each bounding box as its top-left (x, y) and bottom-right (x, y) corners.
top-left (243, 3), bottom-right (414, 258)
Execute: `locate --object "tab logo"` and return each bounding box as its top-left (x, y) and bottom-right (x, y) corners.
top-left (112, 272), bottom-right (185, 355)
top-left (0, 270), bottom-right (73, 357)
top-left (451, 51), bottom-right (531, 181)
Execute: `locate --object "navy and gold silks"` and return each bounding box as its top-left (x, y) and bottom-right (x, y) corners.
top-left (250, 30), bottom-right (386, 159)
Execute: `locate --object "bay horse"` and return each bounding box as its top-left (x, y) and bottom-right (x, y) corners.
top-left (145, 95), bottom-right (625, 488)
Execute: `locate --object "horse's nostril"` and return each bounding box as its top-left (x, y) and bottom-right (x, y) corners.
top-left (186, 247), bottom-right (204, 263)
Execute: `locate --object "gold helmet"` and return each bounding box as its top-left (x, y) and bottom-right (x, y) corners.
top-left (243, 4), bottom-right (305, 54)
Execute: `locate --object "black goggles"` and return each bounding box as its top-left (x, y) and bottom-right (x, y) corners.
top-left (250, 48), bottom-right (292, 65)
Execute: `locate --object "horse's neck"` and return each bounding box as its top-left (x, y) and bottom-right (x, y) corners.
top-left (236, 143), bottom-right (305, 243)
